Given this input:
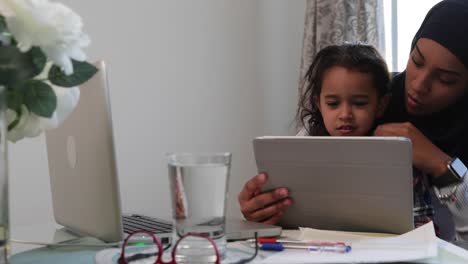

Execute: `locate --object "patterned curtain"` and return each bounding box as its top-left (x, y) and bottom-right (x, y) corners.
top-left (298, 0), bottom-right (385, 96)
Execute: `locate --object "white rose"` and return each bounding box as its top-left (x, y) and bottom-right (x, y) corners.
top-left (3, 0), bottom-right (90, 75)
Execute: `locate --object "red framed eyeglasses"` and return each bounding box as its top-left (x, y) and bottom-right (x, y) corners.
top-left (119, 230), bottom-right (220, 264)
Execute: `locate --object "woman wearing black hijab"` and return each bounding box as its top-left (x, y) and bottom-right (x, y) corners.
top-left (375, 0), bottom-right (468, 242)
top-left (238, 0), bottom-right (468, 242)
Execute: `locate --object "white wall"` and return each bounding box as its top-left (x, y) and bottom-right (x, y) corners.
top-left (257, 1), bottom-right (305, 135)
top-left (9, 0), bottom-right (306, 228)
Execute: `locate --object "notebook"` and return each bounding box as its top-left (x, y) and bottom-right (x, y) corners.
top-left (253, 136), bottom-right (414, 234)
top-left (45, 61), bottom-right (281, 243)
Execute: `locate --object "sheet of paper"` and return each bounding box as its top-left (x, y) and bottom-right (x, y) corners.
top-left (259, 222), bottom-right (438, 263)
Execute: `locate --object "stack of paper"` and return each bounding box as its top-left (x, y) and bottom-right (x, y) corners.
top-left (260, 222), bottom-right (438, 263)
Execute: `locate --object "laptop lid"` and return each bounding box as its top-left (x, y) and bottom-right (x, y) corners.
top-left (253, 136), bottom-right (414, 234)
top-left (46, 61), bottom-right (126, 242)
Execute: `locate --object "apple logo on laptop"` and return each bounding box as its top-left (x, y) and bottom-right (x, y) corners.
top-left (67, 135), bottom-right (77, 169)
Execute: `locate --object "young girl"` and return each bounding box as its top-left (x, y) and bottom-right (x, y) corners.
top-left (297, 43), bottom-right (390, 137)
top-left (238, 43), bottom-right (391, 224)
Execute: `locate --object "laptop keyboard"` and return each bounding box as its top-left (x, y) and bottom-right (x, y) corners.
top-left (122, 214), bottom-right (173, 234)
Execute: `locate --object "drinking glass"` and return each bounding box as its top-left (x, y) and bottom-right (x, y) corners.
top-left (167, 152), bottom-right (231, 262)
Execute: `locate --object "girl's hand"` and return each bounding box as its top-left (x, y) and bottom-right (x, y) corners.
top-left (374, 122), bottom-right (450, 177)
top-left (238, 173), bottom-right (293, 225)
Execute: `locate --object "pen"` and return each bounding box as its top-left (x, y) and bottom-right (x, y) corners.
top-left (247, 238), bottom-right (347, 246)
top-left (254, 243), bottom-right (352, 253)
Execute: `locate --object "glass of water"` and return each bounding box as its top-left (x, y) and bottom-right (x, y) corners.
top-left (167, 152), bottom-right (231, 262)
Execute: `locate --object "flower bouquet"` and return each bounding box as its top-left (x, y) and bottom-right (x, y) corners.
top-left (0, 0), bottom-right (97, 142)
top-left (0, 0), bottom-right (97, 262)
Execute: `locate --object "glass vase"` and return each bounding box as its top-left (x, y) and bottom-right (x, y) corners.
top-left (0, 86), bottom-right (9, 263)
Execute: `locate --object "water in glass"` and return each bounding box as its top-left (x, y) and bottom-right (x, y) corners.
top-left (168, 158), bottom-right (230, 262)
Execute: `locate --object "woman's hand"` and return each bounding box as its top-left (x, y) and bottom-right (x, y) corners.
top-left (238, 173), bottom-right (293, 225)
top-left (374, 122), bottom-right (450, 176)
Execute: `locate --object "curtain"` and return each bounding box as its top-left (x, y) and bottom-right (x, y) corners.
top-left (298, 0), bottom-right (385, 96)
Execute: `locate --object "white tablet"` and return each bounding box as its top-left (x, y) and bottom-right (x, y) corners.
top-left (253, 136), bottom-right (414, 234)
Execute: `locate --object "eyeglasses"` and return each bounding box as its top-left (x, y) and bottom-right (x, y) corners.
top-left (119, 230), bottom-right (259, 264)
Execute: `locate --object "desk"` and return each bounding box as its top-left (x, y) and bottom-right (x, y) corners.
top-left (10, 222), bottom-right (107, 264)
top-left (10, 222), bottom-right (72, 255)
top-left (250, 230), bottom-right (468, 264)
top-left (9, 228), bottom-right (468, 264)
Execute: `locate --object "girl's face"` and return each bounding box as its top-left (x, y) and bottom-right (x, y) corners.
top-left (316, 66), bottom-right (387, 136)
top-left (405, 38), bottom-right (468, 116)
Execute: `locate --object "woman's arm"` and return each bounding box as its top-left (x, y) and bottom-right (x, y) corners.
top-left (375, 122), bottom-right (468, 241)
top-left (374, 122), bottom-right (450, 175)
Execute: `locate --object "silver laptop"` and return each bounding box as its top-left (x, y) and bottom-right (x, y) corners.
top-left (253, 136), bottom-right (414, 234)
top-left (45, 61), bottom-right (280, 243)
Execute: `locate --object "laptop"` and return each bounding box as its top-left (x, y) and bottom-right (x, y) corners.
top-left (253, 136), bottom-right (414, 234)
top-left (45, 61), bottom-right (281, 243)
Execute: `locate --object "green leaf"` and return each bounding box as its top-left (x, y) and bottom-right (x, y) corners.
top-left (29, 47), bottom-right (47, 76)
top-left (6, 89), bottom-right (23, 111)
top-left (0, 16), bottom-right (6, 34)
top-left (0, 46), bottom-right (43, 87)
top-left (23, 80), bottom-right (57, 118)
top-left (0, 85), bottom-right (6, 110)
top-left (7, 106), bottom-right (22, 132)
top-left (49, 60), bottom-right (98, 87)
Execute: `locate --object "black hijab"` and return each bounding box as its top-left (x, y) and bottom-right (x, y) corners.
top-left (381, 0), bottom-right (468, 162)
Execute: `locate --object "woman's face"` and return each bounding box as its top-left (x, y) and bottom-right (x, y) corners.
top-left (405, 38), bottom-right (468, 116)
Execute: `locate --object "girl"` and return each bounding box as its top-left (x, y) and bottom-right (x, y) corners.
top-left (238, 43), bottom-right (390, 224)
top-left (296, 43), bottom-right (390, 137)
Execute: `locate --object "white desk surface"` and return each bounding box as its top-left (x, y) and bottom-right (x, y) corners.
top-left (279, 230), bottom-right (468, 264)
top-left (11, 222), bottom-right (70, 254)
top-left (9, 225), bottom-right (468, 264)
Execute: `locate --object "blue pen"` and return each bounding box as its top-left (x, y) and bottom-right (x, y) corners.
top-left (257, 243), bottom-right (351, 253)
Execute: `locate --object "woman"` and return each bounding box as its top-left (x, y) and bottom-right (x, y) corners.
top-left (238, 0), bottom-right (468, 242)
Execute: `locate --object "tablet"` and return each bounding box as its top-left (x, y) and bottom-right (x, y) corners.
top-left (253, 136), bottom-right (414, 234)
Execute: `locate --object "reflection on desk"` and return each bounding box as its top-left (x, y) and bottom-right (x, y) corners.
top-left (11, 237), bottom-right (105, 264)
top-left (10, 222), bottom-right (106, 264)
top-left (11, 222), bottom-right (68, 255)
